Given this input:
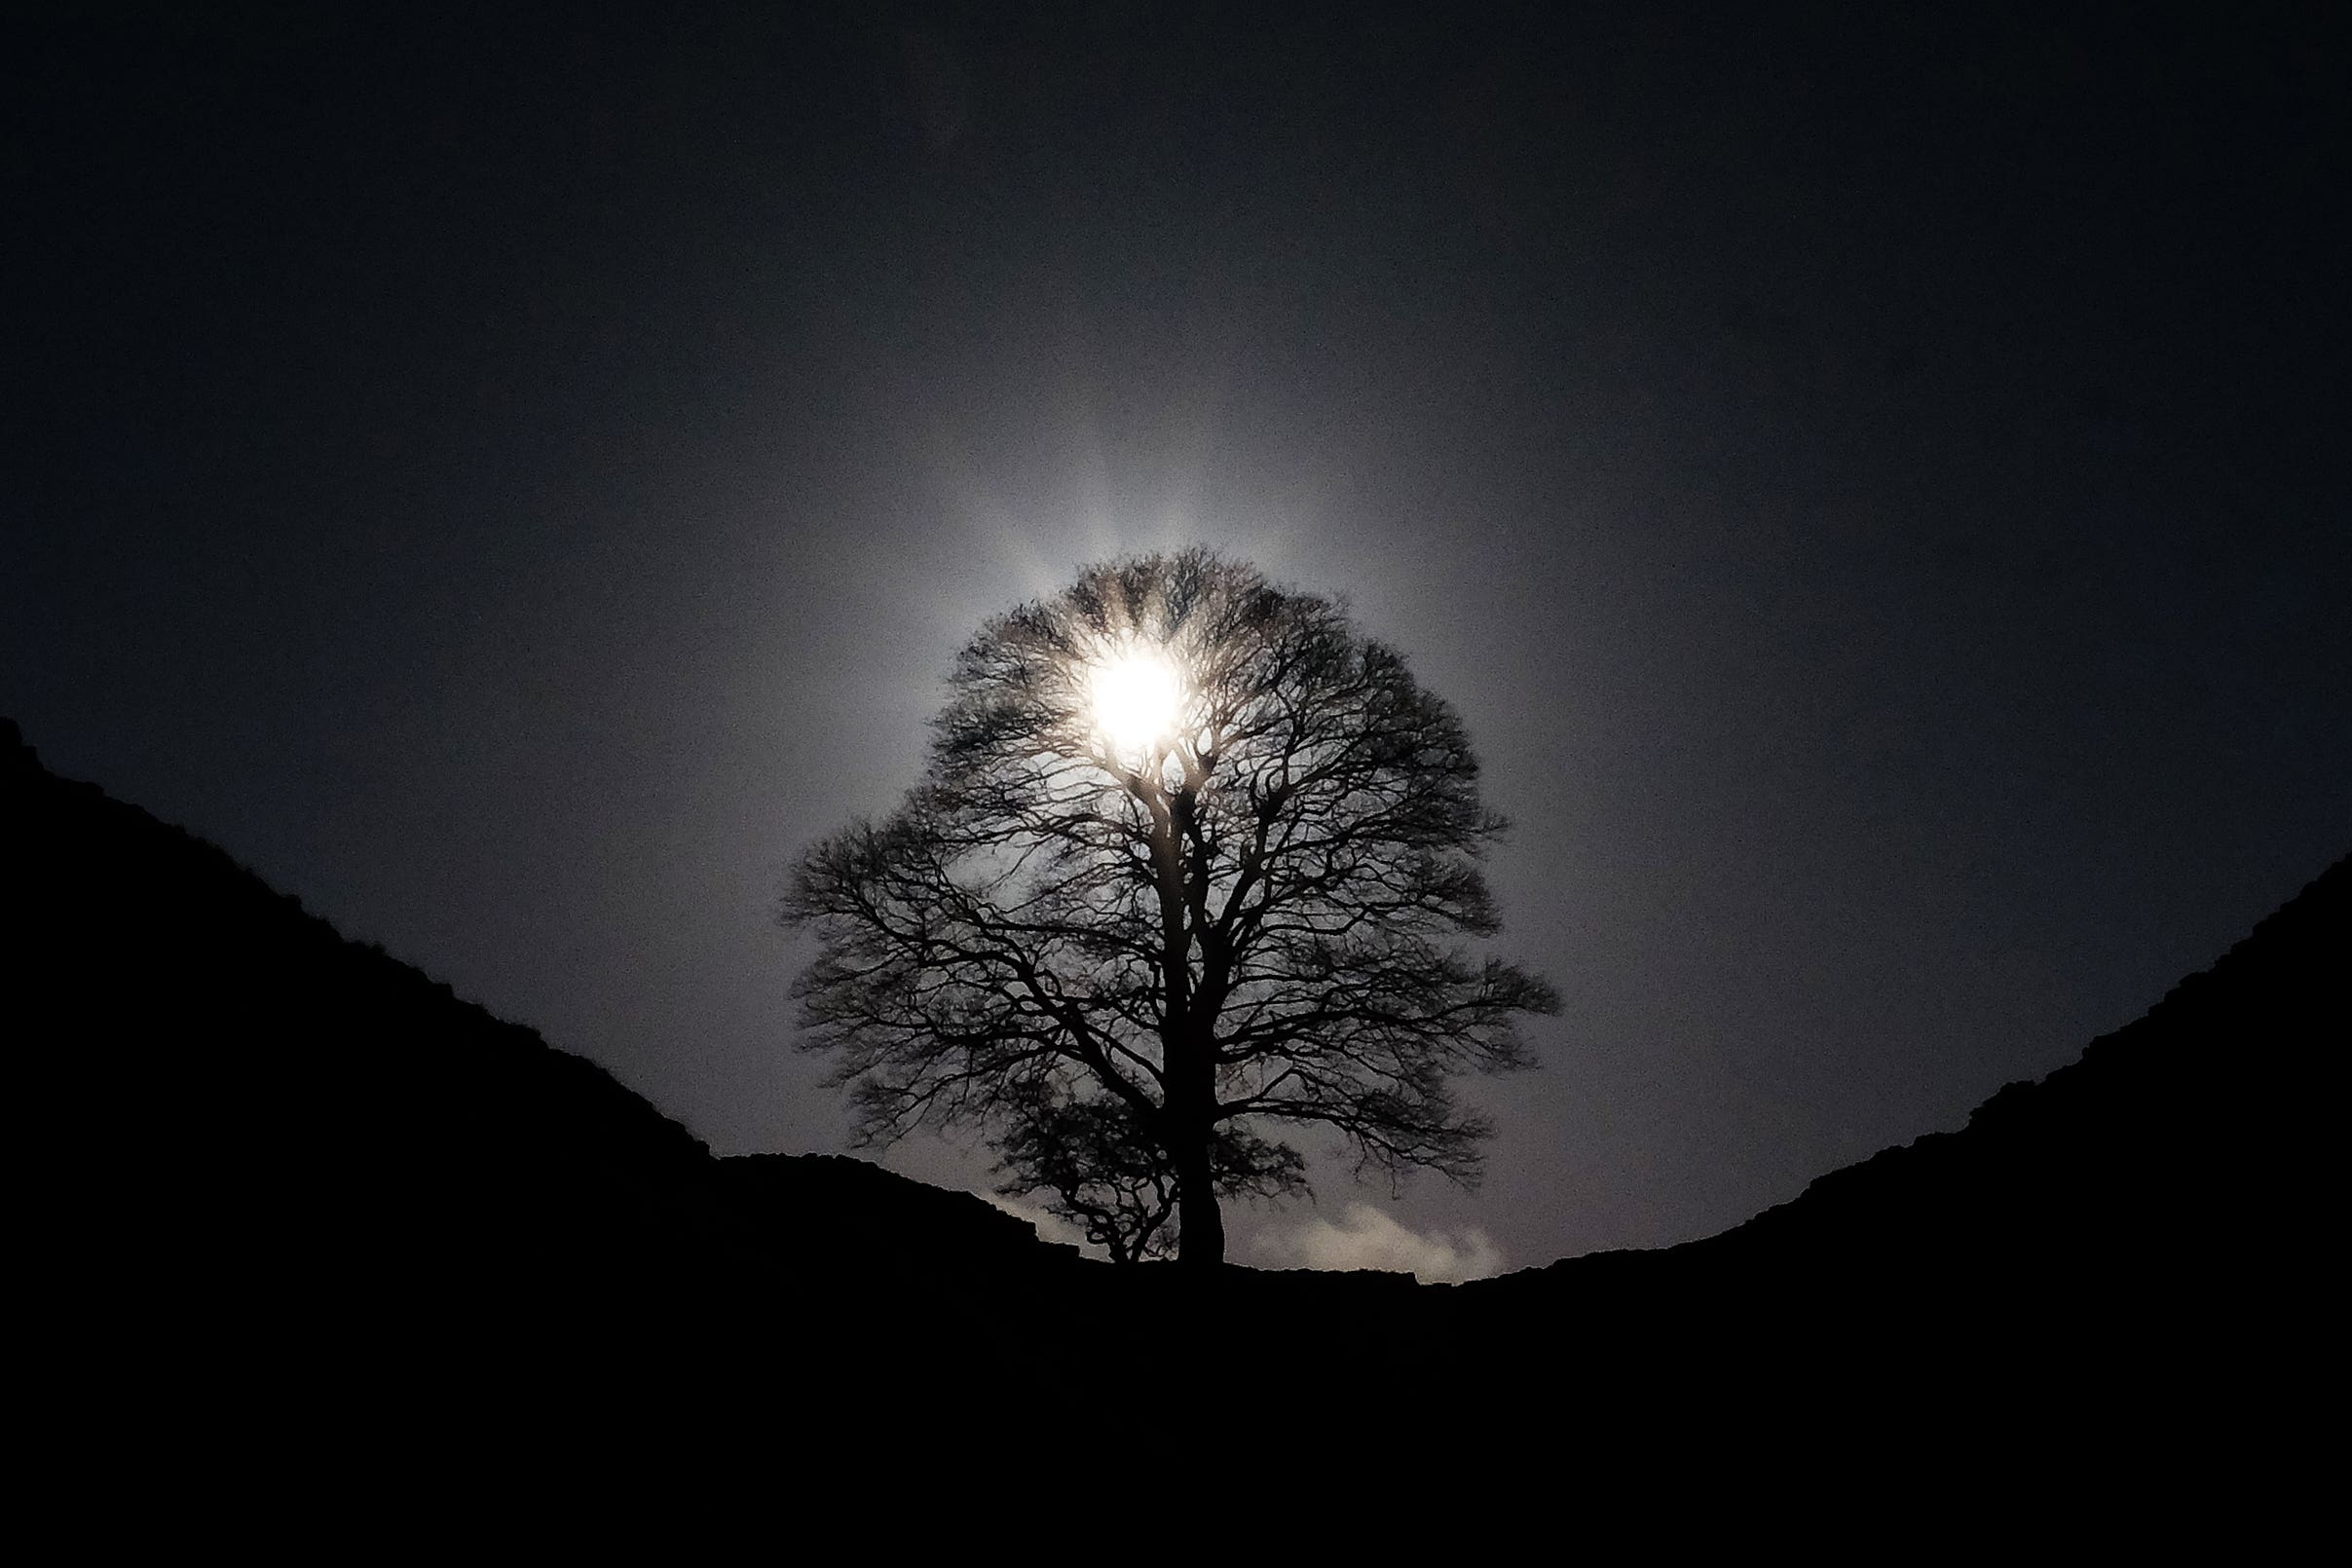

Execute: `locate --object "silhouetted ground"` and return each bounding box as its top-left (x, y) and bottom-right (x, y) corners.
top-left (1424, 871), bottom-right (2340, 1514)
top-left (9, 715), bottom-right (2336, 1527)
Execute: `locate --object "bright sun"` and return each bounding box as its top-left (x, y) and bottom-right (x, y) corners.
top-left (1091, 653), bottom-right (1183, 753)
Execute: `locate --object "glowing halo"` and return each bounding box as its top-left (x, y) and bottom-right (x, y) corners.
top-left (1090, 652), bottom-right (1182, 754)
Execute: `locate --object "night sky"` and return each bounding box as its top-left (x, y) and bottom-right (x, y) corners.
top-left (9, 4), bottom-right (2345, 1275)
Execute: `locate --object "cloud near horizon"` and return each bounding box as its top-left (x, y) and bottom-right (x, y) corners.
top-left (978, 1191), bottom-right (1108, 1259)
top-left (1251, 1204), bottom-right (1507, 1285)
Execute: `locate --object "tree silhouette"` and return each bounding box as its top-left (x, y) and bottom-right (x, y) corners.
top-left (785, 550), bottom-right (1558, 1268)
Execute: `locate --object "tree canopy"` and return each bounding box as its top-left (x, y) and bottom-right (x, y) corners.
top-left (785, 549), bottom-right (1558, 1267)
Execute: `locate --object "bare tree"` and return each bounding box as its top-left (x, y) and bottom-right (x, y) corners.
top-left (785, 549), bottom-right (1558, 1268)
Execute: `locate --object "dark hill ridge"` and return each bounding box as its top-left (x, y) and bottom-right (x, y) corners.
top-left (1434, 850), bottom-right (2345, 1445)
top-left (4, 716), bottom-right (1048, 1245)
top-left (6, 718), bottom-right (1080, 1420)
top-left (1479, 850), bottom-right (2342, 1297)
top-left (8, 714), bottom-right (2338, 1484)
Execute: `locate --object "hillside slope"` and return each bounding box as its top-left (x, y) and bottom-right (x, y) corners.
top-left (10, 714), bottom-right (2337, 1499)
top-left (5, 719), bottom-right (1080, 1431)
top-left (1451, 851), bottom-right (2344, 1437)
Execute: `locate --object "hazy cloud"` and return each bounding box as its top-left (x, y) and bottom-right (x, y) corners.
top-left (1252, 1204), bottom-right (1507, 1285)
top-left (979, 1191), bottom-right (1107, 1260)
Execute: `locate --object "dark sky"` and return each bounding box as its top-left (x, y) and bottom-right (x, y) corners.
top-left (8, 3), bottom-right (2345, 1273)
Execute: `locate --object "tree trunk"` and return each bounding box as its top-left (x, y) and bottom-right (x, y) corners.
top-left (1174, 1134), bottom-right (1226, 1269)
